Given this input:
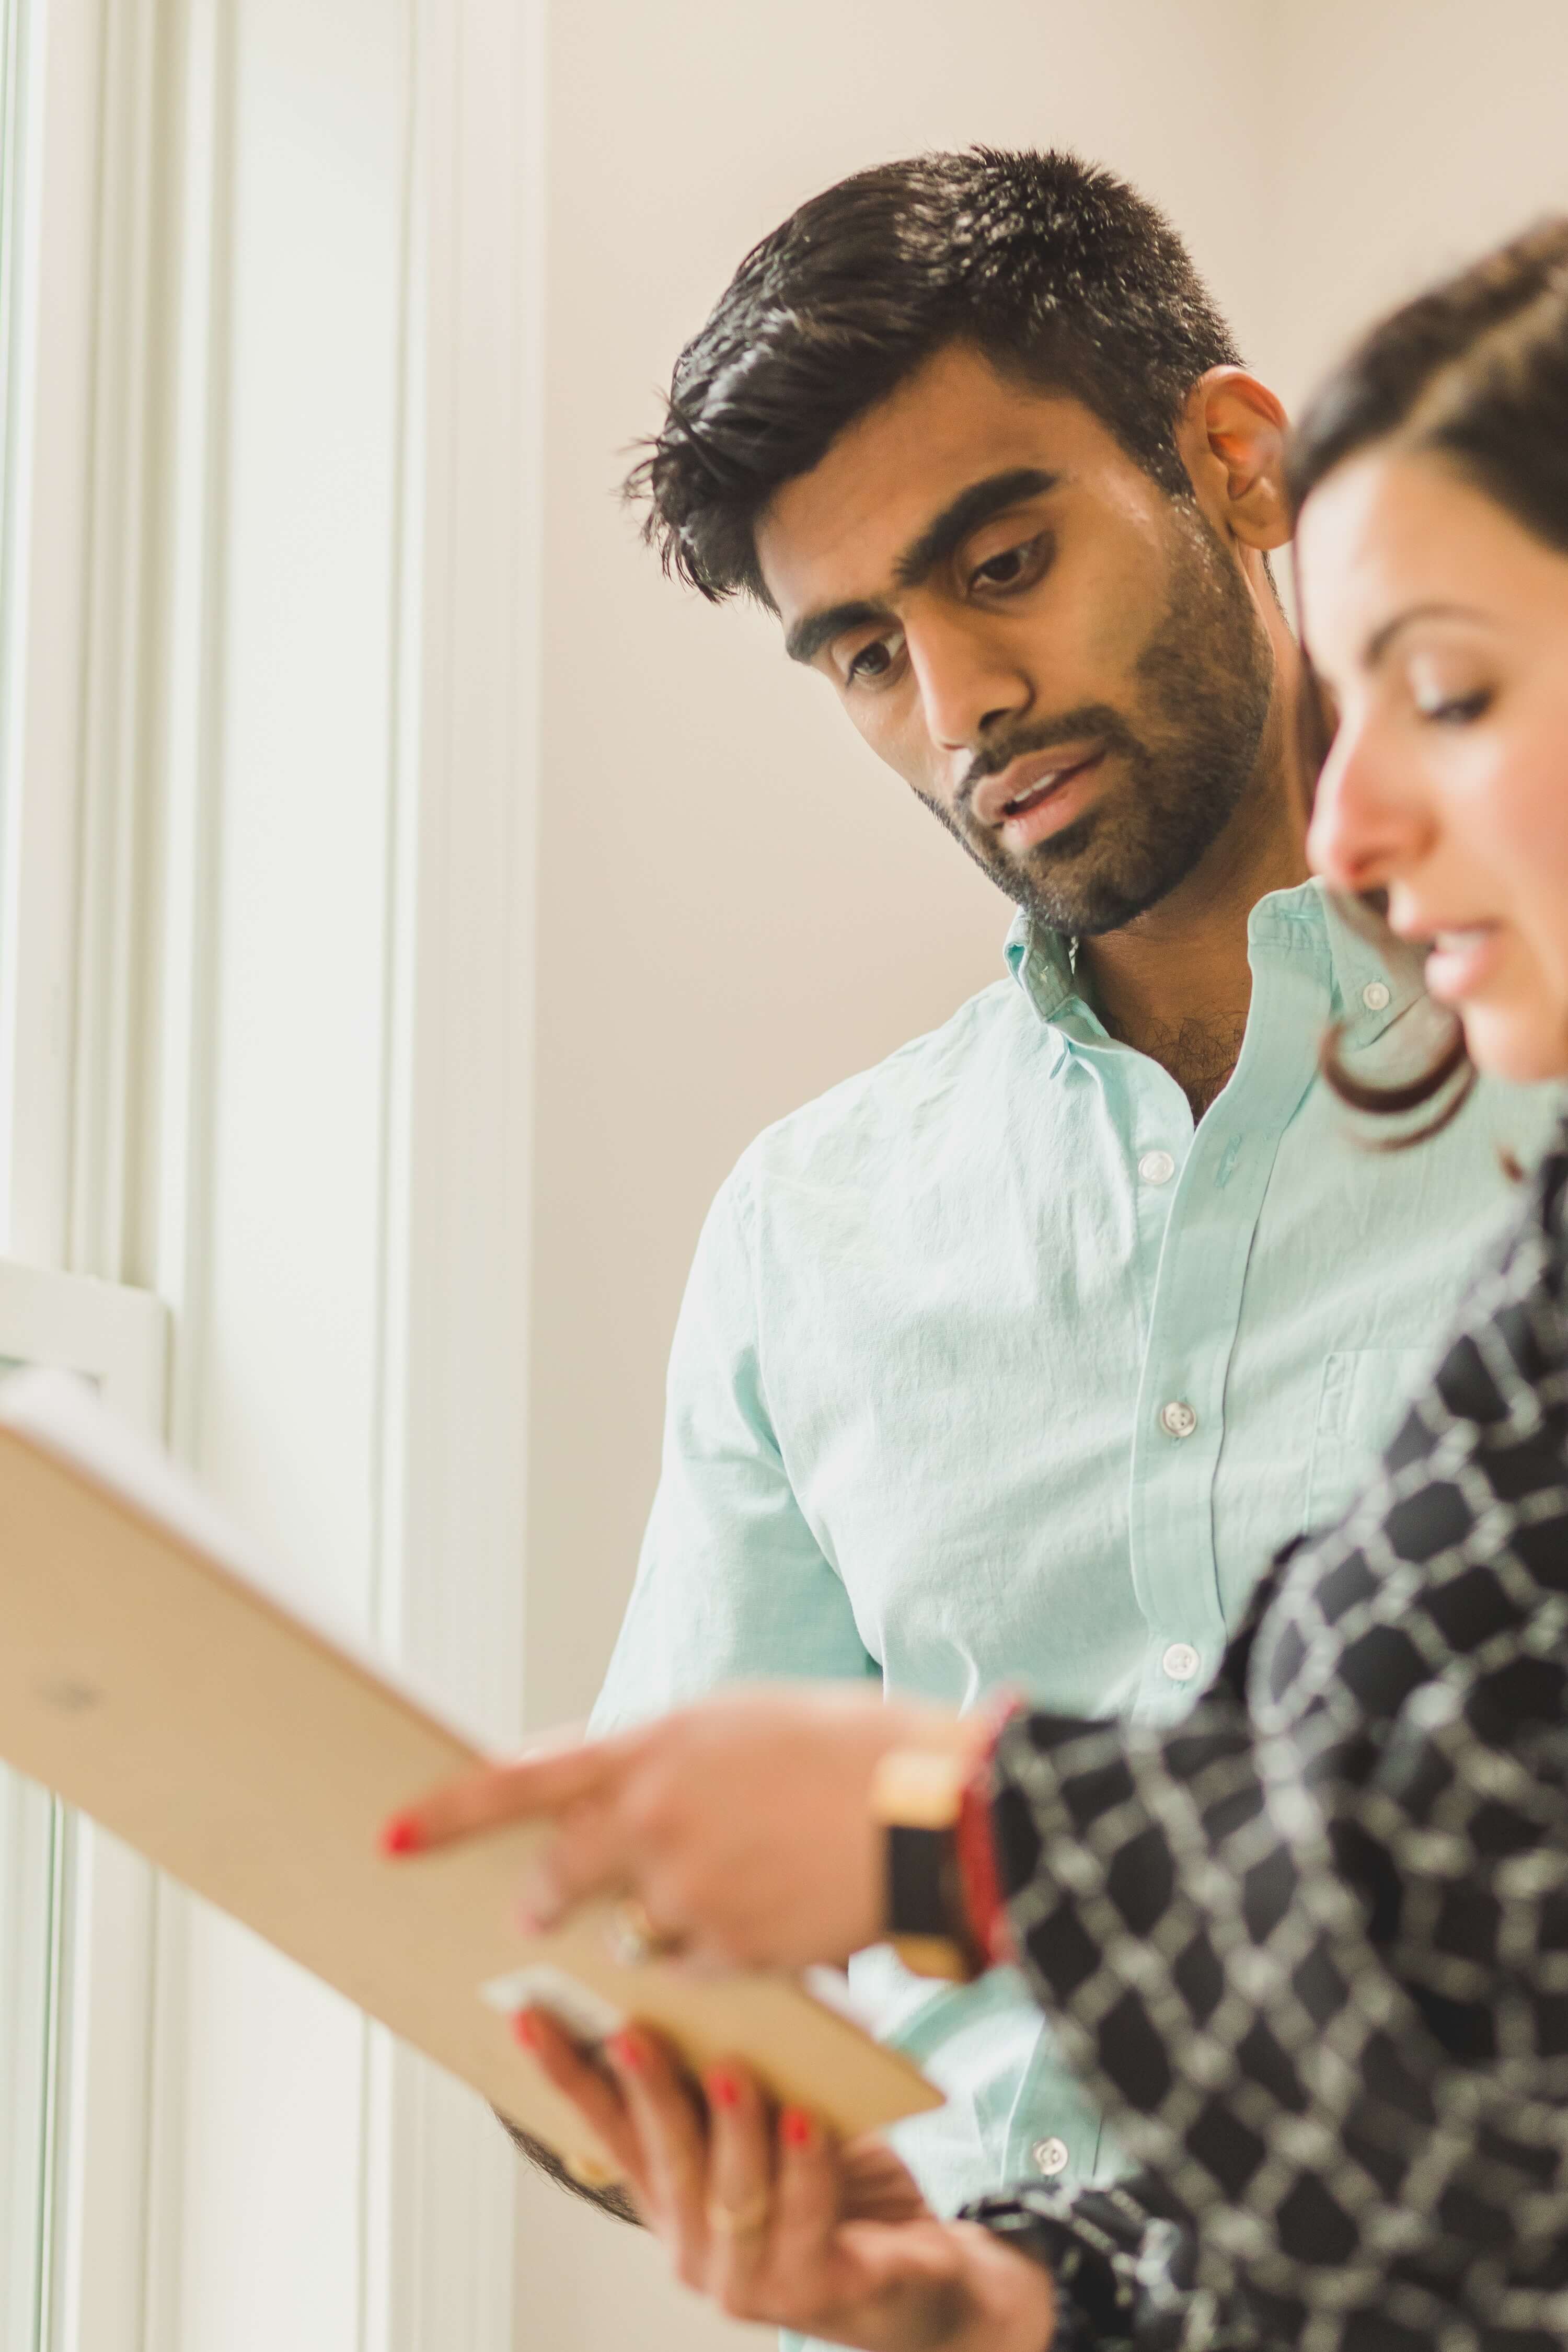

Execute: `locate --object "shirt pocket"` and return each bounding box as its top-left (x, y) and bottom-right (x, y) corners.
top-left (1306, 1347), bottom-right (1432, 1529)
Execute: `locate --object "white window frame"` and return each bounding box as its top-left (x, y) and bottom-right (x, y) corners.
top-left (0, 0), bottom-right (171, 2338)
top-left (0, 1263), bottom-right (167, 2352)
top-left (0, 0), bottom-right (542, 2344)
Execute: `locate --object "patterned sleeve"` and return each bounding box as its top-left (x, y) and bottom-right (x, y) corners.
top-left (962, 1142), bottom-right (1568, 2348)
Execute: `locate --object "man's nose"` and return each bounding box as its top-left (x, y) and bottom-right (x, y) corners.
top-left (907, 611), bottom-right (1031, 758)
top-left (1307, 723), bottom-right (1431, 895)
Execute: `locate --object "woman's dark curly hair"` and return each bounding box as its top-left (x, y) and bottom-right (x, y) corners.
top-left (1288, 218), bottom-right (1568, 1145)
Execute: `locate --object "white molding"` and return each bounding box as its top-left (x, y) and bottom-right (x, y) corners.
top-left (362, 3), bottom-right (544, 2345)
top-left (145, 0), bottom-right (232, 1470)
top-left (0, 1261), bottom-right (168, 2352)
top-left (41, 1309), bottom-right (166, 2352)
top-left (0, 0), bottom-right (172, 2336)
top-left (3, 3), bottom-right (544, 2344)
top-left (0, 1257), bottom-right (167, 1403)
top-left (385, 0), bottom-right (541, 1739)
top-left (0, 0), bottom-right (100, 1271)
top-left (67, 0), bottom-right (171, 1286)
top-left (44, 1823), bottom-right (158, 2352)
top-left (0, 1770), bottom-right (54, 2352)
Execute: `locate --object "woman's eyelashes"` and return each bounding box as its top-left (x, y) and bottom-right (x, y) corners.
top-left (1406, 651), bottom-right (1496, 728)
top-left (1415, 685), bottom-right (1494, 726)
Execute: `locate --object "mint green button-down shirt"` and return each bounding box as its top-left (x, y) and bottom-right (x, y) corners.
top-left (593, 881), bottom-right (1547, 2282)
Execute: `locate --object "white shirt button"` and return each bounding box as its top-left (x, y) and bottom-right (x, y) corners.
top-left (1032, 2136), bottom-right (1069, 2177)
top-left (1138, 1149), bottom-right (1176, 1186)
top-left (1160, 1399), bottom-right (1197, 1439)
top-left (1361, 980), bottom-right (1391, 1013)
top-left (1162, 1642), bottom-right (1201, 1682)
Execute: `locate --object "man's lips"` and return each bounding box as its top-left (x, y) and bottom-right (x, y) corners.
top-left (972, 745), bottom-right (1108, 843)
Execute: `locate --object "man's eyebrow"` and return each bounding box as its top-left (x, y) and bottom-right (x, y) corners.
top-left (892, 467), bottom-right (1058, 591)
top-left (782, 467), bottom-right (1059, 668)
top-left (1363, 600), bottom-right (1492, 668)
top-left (785, 599), bottom-right (890, 667)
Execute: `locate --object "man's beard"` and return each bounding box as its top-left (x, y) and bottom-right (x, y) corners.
top-left (930, 508), bottom-right (1276, 938)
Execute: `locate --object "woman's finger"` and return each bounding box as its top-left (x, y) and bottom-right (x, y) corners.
top-left (515, 1792), bottom-right (639, 1931)
top-left (604, 2028), bottom-right (711, 2263)
top-left (837, 2131), bottom-right (929, 2223)
top-left (512, 2009), bottom-right (650, 2204)
top-left (379, 1724), bottom-right (614, 1854)
top-left (763, 2103), bottom-right (842, 2288)
top-left (702, 2060), bottom-right (778, 2317)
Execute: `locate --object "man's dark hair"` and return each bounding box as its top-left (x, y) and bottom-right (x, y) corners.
top-left (625, 145), bottom-right (1242, 605)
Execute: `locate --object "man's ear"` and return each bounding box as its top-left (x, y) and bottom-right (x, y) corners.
top-left (1175, 367), bottom-right (1292, 552)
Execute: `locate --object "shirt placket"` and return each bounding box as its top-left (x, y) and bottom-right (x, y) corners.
top-left (1124, 916), bottom-right (1329, 1724)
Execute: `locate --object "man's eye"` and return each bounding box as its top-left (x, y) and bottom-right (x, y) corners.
top-left (971, 534), bottom-right (1047, 592)
top-left (845, 631), bottom-right (903, 684)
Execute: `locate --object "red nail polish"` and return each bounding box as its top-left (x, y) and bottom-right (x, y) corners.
top-left (708, 2068), bottom-right (739, 2109)
top-left (513, 2010), bottom-right (543, 2049)
top-left (379, 1813), bottom-right (423, 1857)
top-left (781, 2108), bottom-right (813, 2149)
top-left (608, 2030), bottom-right (643, 2072)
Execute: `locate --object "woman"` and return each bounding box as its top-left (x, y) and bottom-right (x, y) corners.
top-left (390, 221), bottom-right (1568, 2349)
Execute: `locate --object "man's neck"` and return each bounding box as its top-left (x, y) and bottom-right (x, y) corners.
top-left (1078, 628), bottom-right (1311, 1121)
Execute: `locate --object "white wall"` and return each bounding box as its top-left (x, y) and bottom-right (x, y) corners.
top-left (514, 6), bottom-right (1568, 2346)
top-left (1260, 0), bottom-right (1568, 410)
top-left (516, 6), bottom-right (1270, 2342)
top-left (522, 0), bottom-right (1271, 1729)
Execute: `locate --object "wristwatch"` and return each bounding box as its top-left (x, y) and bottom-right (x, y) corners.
top-left (870, 1746), bottom-right (990, 1981)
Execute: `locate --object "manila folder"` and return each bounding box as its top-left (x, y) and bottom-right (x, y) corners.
top-left (0, 1369), bottom-right (941, 2182)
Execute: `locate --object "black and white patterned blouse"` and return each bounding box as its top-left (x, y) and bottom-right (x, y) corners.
top-left (964, 1127), bottom-right (1568, 2350)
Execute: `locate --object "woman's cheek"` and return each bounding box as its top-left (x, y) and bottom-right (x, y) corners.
top-left (1482, 741), bottom-right (1568, 982)
top-left (1463, 985), bottom-right (1568, 1085)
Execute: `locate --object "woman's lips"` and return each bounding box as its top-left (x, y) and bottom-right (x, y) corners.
top-left (994, 748), bottom-right (1108, 851)
top-left (1422, 925), bottom-right (1506, 1005)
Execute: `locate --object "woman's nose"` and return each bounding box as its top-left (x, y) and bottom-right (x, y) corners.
top-left (1307, 728), bottom-right (1426, 896)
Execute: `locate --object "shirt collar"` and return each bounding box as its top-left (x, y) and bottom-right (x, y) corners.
top-left (1004, 878), bottom-right (1423, 1058)
top-left (1313, 882), bottom-right (1426, 1046)
top-left (1002, 909), bottom-right (1078, 1025)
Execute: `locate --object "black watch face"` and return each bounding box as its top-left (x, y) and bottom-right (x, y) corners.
top-left (886, 1821), bottom-right (956, 1940)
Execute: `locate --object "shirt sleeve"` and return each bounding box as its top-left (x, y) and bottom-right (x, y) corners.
top-left (592, 1170), bottom-right (877, 1734)
top-left (963, 1164), bottom-right (1568, 2348)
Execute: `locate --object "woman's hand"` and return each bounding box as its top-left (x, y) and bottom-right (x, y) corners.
top-left (519, 2010), bottom-right (1055, 2352)
top-left (383, 1684), bottom-right (985, 1969)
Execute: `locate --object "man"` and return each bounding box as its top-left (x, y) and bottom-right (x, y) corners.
top-left (500, 145), bottom-right (1543, 2315)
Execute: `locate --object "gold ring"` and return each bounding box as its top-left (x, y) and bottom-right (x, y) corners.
top-left (606, 1896), bottom-right (683, 1968)
top-left (563, 2146), bottom-right (620, 2189)
top-left (707, 2188), bottom-right (772, 2239)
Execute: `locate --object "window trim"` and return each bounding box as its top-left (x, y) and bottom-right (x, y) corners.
top-left (0, 0), bottom-right (172, 2336)
top-left (0, 0), bottom-right (543, 2339)
top-left (0, 1260), bottom-right (167, 2352)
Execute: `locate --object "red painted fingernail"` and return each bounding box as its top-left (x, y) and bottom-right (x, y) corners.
top-left (513, 2010), bottom-right (543, 2049)
top-left (781, 2107), bottom-right (813, 2149)
top-left (707, 2067), bottom-right (739, 2109)
top-left (608, 2030), bottom-right (644, 2072)
top-left (379, 1813), bottom-right (423, 1857)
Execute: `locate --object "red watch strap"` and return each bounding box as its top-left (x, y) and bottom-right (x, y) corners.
top-left (954, 1697), bottom-right (1021, 1968)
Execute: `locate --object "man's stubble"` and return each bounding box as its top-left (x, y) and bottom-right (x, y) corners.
top-left (928, 506), bottom-right (1277, 941)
